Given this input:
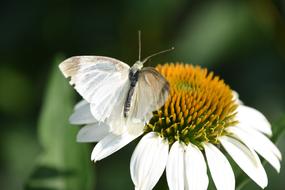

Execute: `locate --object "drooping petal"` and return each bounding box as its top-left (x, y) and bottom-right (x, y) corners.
top-left (185, 143), bottom-right (209, 190)
top-left (236, 105), bottom-right (272, 136)
top-left (232, 90), bottom-right (243, 105)
top-left (204, 143), bottom-right (235, 190)
top-left (77, 123), bottom-right (110, 143)
top-left (220, 136), bottom-right (268, 189)
top-left (69, 100), bottom-right (97, 124)
top-left (228, 126), bottom-right (281, 172)
top-left (241, 125), bottom-right (280, 160)
top-left (130, 132), bottom-right (169, 190)
top-left (91, 132), bottom-right (141, 162)
top-left (166, 141), bottom-right (184, 190)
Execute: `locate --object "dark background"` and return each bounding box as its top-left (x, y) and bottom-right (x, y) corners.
top-left (0, 0), bottom-right (285, 189)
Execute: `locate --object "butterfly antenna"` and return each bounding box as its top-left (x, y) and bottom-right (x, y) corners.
top-left (142, 47), bottom-right (175, 64)
top-left (138, 30), bottom-right (142, 61)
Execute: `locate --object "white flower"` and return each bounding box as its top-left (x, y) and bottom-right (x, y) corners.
top-left (70, 64), bottom-right (282, 190)
top-left (130, 103), bottom-right (282, 190)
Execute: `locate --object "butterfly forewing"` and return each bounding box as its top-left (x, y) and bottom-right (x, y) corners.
top-left (59, 56), bottom-right (130, 122)
top-left (130, 67), bottom-right (170, 122)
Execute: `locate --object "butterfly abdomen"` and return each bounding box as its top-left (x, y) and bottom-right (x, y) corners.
top-left (124, 70), bottom-right (139, 117)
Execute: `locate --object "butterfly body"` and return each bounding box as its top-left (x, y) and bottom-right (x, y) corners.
top-left (123, 68), bottom-right (138, 118)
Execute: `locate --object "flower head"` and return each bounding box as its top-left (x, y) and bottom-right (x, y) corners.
top-left (145, 64), bottom-right (238, 146)
top-left (71, 63), bottom-right (282, 190)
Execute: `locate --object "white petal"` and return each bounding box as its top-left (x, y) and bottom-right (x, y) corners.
top-left (69, 100), bottom-right (96, 124)
top-left (91, 132), bottom-right (141, 161)
top-left (185, 143), bottom-right (209, 190)
top-left (232, 90), bottom-right (243, 105)
top-left (241, 125), bottom-right (281, 160)
top-left (236, 105), bottom-right (272, 136)
top-left (76, 123), bottom-right (110, 143)
top-left (228, 126), bottom-right (281, 172)
top-left (220, 136), bottom-right (268, 189)
top-left (74, 99), bottom-right (88, 110)
top-left (204, 143), bottom-right (235, 190)
top-left (130, 132), bottom-right (169, 190)
top-left (166, 141), bottom-right (185, 190)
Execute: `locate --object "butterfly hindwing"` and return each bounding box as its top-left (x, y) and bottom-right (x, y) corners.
top-left (129, 67), bottom-right (170, 122)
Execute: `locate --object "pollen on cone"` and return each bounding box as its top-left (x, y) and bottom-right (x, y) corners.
top-left (145, 63), bottom-right (238, 147)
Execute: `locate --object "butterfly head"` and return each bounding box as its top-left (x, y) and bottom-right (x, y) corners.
top-left (132, 31), bottom-right (174, 71)
top-left (131, 61), bottom-right (144, 71)
top-left (132, 47), bottom-right (175, 70)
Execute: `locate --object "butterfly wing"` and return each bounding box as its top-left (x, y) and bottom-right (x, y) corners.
top-left (59, 56), bottom-right (130, 122)
top-left (129, 67), bottom-right (169, 122)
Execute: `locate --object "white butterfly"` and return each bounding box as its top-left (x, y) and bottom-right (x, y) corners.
top-left (59, 33), bottom-right (172, 135)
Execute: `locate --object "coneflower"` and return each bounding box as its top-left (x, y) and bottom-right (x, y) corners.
top-left (71, 63), bottom-right (281, 190)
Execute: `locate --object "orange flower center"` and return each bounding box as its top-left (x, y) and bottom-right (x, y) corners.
top-left (145, 63), bottom-right (238, 147)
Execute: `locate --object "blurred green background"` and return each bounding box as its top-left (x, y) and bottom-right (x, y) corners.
top-left (1, 0), bottom-right (285, 189)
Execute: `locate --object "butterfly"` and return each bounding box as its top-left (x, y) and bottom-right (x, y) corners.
top-left (59, 32), bottom-right (172, 135)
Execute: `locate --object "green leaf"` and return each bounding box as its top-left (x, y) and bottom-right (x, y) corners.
top-left (236, 115), bottom-right (285, 190)
top-left (25, 55), bottom-right (94, 190)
